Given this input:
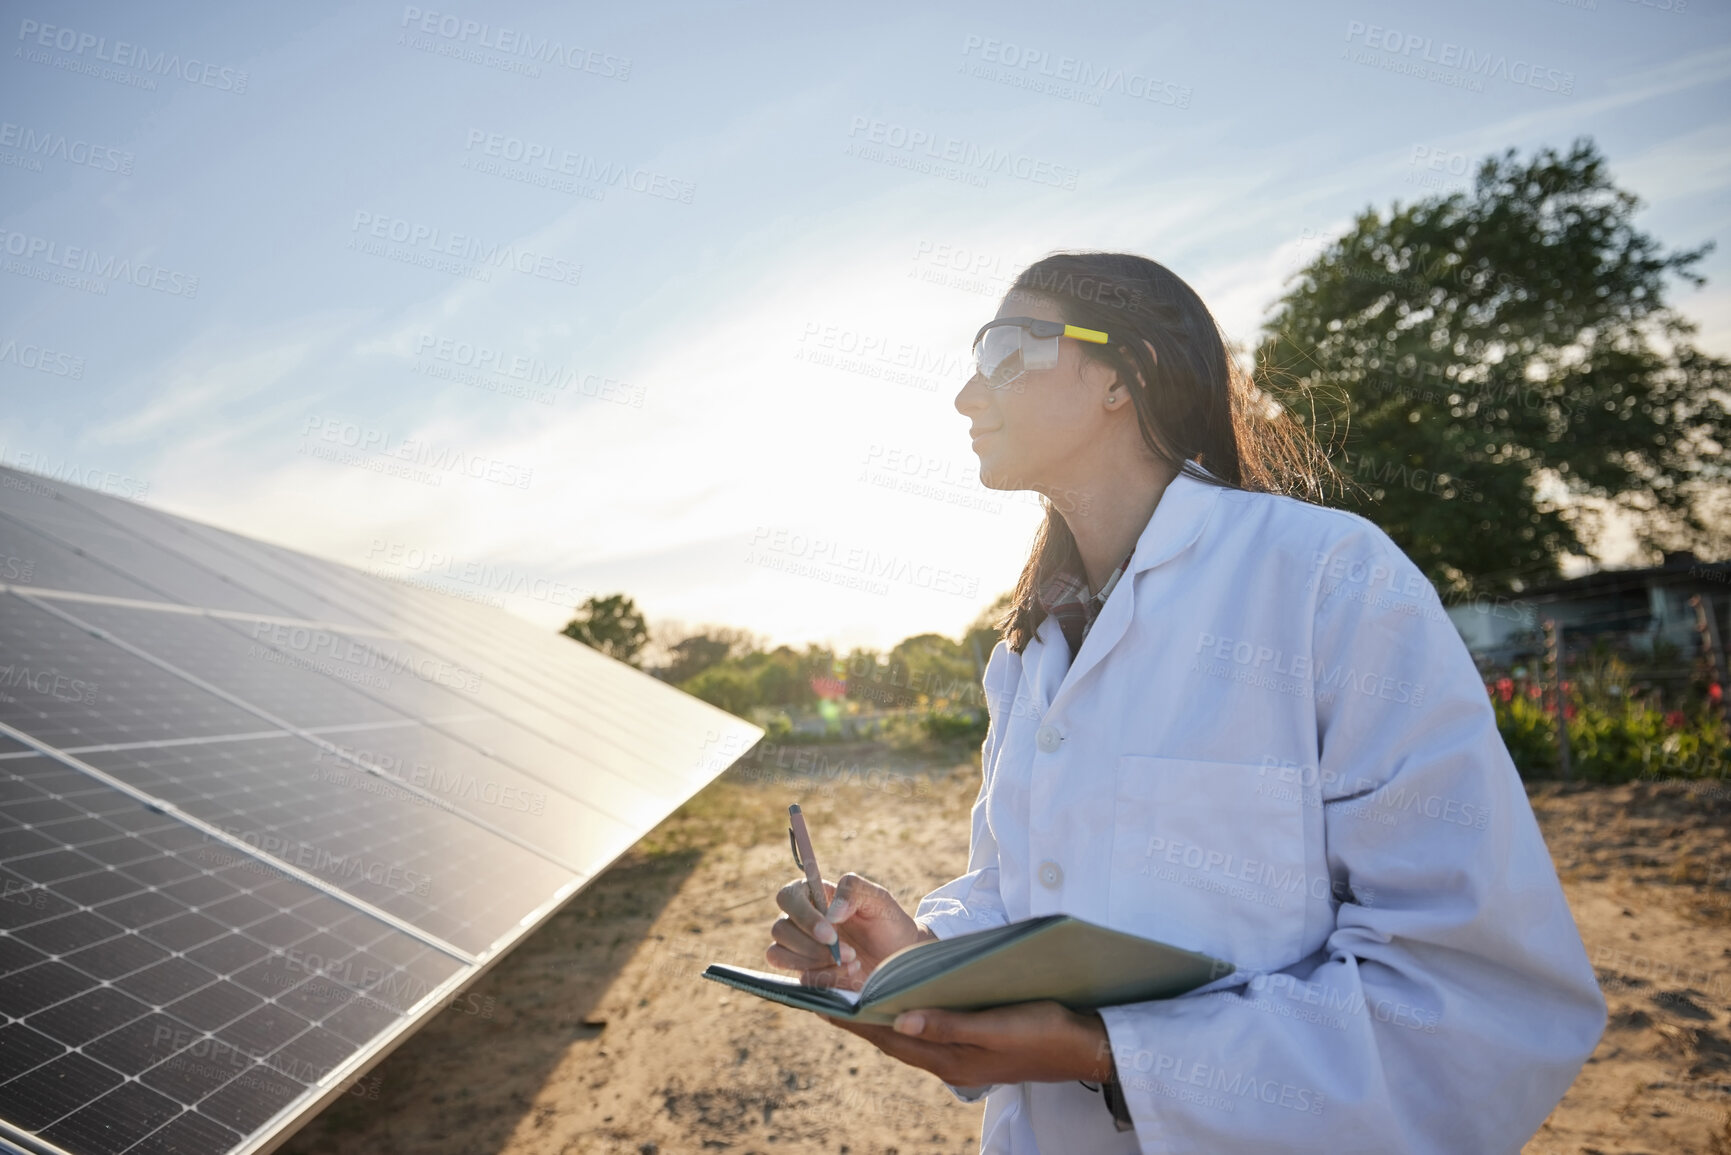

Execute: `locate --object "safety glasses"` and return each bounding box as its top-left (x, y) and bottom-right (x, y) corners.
top-left (971, 317), bottom-right (1110, 390)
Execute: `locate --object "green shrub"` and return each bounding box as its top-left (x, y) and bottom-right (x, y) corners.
top-left (680, 665), bottom-right (760, 716)
top-left (749, 709), bottom-right (793, 742)
top-left (1489, 685), bottom-right (1729, 784)
top-left (921, 707), bottom-right (989, 744)
top-left (1490, 691), bottom-right (1561, 778)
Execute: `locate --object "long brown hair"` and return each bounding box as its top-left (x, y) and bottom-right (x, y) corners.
top-left (995, 251), bottom-right (1341, 653)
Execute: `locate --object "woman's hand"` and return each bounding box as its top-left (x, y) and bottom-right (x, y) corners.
top-left (826, 1002), bottom-right (1115, 1087)
top-left (766, 872), bottom-right (933, 990)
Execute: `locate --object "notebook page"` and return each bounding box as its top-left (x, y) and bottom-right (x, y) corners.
top-left (714, 965), bottom-right (864, 1005)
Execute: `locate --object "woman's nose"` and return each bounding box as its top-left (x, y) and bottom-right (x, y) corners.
top-left (955, 372), bottom-right (989, 416)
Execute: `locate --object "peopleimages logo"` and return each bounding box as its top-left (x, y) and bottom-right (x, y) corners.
top-left (299, 415), bottom-right (534, 490)
top-left (1343, 21), bottom-right (1575, 95)
top-left (0, 228), bottom-right (199, 297)
top-left (746, 526), bottom-right (980, 599)
top-left (0, 120), bottom-right (133, 174)
top-left (348, 211), bottom-right (581, 287)
top-left (410, 333), bottom-right (645, 408)
top-left (248, 617), bottom-right (484, 692)
top-left (463, 130), bottom-right (694, 204)
top-left (201, 828), bottom-right (433, 896)
top-left (398, 7), bottom-right (630, 79)
top-left (958, 36), bottom-right (1192, 108)
top-left (0, 338), bottom-right (83, 378)
top-left (0, 663), bottom-right (99, 704)
top-left (366, 537), bottom-right (598, 607)
top-left (0, 446), bottom-right (149, 498)
top-left (846, 116), bottom-right (1079, 190)
top-left (16, 18), bottom-right (249, 92)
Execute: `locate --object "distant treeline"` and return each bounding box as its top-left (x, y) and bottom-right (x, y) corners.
top-left (560, 591), bottom-right (1009, 718)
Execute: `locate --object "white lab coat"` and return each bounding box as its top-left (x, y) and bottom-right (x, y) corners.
top-left (913, 465), bottom-right (1606, 1154)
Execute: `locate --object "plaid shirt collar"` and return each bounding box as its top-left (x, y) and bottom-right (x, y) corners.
top-left (1037, 547), bottom-right (1136, 658)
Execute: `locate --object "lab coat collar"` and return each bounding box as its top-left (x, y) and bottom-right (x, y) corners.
top-left (1126, 462), bottom-right (1227, 579)
top-left (1033, 463), bottom-right (1227, 714)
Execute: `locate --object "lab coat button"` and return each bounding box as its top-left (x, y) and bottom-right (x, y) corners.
top-left (1035, 725), bottom-right (1061, 753)
top-left (1037, 860), bottom-right (1063, 889)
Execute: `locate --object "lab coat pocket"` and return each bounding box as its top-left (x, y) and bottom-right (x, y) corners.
top-left (1108, 754), bottom-right (1308, 975)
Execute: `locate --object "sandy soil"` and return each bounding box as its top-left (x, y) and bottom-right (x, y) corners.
top-left (278, 744), bottom-right (1731, 1155)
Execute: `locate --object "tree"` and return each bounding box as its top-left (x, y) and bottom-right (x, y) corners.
top-left (1259, 138), bottom-right (1730, 595)
top-left (680, 664), bottom-right (760, 715)
top-left (660, 626), bottom-right (760, 684)
top-left (747, 647), bottom-right (812, 708)
top-left (665, 635), bottom-right (732, 683)
top-left (560, 593), bottom-right (649, 666)
top-left (888, 632), bottom-right (978, 705)
top-left (964, 592), bottom-right (1013, 674)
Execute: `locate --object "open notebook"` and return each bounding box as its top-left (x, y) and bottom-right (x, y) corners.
top-left (702, 914), bottom-right (1232, 1025)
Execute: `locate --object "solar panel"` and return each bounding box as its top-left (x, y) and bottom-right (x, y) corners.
top-left (0, 511), bottom-right (170, 605)
top-left (0, 597), bottom-right (270, 749)
top-left (32, 493), bottom-right (711, 779)
top-left (3, 509), bottom-right (271, 617)
top-left (0, 465), bottom-right (763, 1155)
top-left (0, 754), bottom-right (467, 1154)
top-left (73, 737), bottom-right (578, 955)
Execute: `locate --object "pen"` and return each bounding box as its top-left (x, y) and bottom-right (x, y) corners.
top-left (787, 804), bottom-right (841, 966)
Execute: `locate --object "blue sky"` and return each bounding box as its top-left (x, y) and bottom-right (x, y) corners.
top-left (3, 0), bottom-right (1727, 653)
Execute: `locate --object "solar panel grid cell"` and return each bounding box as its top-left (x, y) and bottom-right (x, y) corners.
top-left (0, 511), bottom-right (168, 604)
top-left (139, 516), bottom-right (420, 638)
top-left (0, 595), bottom-right (268, 750)
top-left (50, 605), bottom-right (408, 733)
top-left (19, 598), bottom-right (663, 874)
top-left (0, 595), bottom-right (598, 954)
top-left (36, 489), bottom-right (376, 631)
top-left (8, 513), bottom-right (270, 618)
top-left (0, 756), bottom-right (465, 1155)
top-left (399, 611), bottom-right (729, 783)
top-left (77, 738), bottom-right (572, 956)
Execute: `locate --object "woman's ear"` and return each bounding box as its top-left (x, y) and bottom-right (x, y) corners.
top-left (1117, 340), bottom-right (1160, 392)
top-left (1079, 349), bottom-right (1121, 400)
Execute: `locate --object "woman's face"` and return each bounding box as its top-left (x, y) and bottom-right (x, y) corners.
top-left (954, 296), bottom-right (1123, 495)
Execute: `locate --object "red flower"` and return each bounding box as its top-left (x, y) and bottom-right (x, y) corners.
top-left (1563, 703), bottom-right (1577, 721)
top-left (1527, 684), bottom-right (1543, 700)
top-left (1711, 683), bottom-right (1724, 702)
top-left (1495, 677), bottom-right (1514, 703)
top-left (1664, 710), bottom-right (1686, 729)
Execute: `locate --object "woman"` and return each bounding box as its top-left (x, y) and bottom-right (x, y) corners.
top-left (765, 251), bottom-right (1606, 1153)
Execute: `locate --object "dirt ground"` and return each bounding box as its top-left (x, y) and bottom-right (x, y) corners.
top-left (278, 743), bottom-right (1731, 1155)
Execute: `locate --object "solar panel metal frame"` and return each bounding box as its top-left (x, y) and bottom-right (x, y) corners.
top-left (0, 466), bottom-right (764, 1155)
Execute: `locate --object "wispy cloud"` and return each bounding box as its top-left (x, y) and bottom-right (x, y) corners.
top-left (5, 1), bottom-right (1727, 650)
